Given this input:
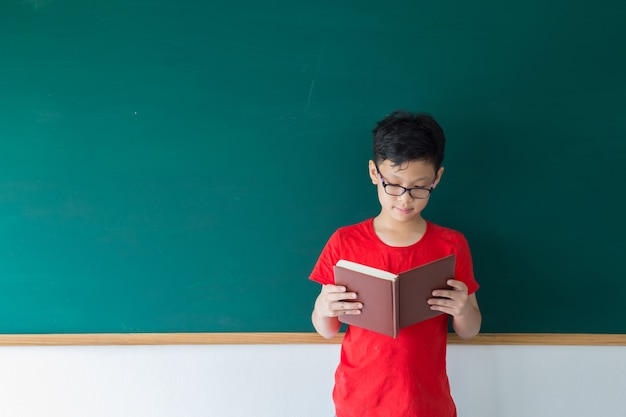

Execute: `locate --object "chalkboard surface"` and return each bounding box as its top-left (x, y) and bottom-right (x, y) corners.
top-left (1, 0), bottom-right (625, 334)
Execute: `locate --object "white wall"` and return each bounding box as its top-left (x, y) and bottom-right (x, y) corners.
top-left (448, 345), bottom-right (626, 416)
top-left (0, 344), bottom-right (624, 417)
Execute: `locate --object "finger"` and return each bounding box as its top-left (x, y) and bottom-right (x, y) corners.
top-left (341, 309), bottom-right (362, 316)
top-left (428, 298), bottom-right (461, 315)
top-left (323, 284), bottom-right (360, 298)
top-left (428, 300), bottom-right (451, 314)
top-left (332, 301), bottom-right (362, 316)
top-left (430, 295), bottom-right (465, 308)
top-left (328, 291), bottom-right (358, 302)
top-left (446, 279), bottom-right (467, 292)
top-left (322, 284), bottom-right (347, 294)
top-left (432, 282), bottom-right (466, 298)
top-left (428, 297), bottom-right (453, 308)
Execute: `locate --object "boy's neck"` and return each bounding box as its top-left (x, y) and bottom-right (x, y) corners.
top-left (372, 215), bottom-right (427, 247)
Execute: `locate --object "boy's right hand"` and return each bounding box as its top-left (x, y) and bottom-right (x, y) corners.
top-left (314, 284), bottom-right (362, 317)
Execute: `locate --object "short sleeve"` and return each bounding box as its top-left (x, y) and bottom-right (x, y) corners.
top-left (309, 230), bottom-right (342, 285)
top-left (455, 234), bottom-right (479, 295)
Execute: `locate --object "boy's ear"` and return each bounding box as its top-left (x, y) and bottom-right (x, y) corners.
top-left (433, 167), bottom-right (445, 188)
top-left (368, 160), bottom-right (378, 184)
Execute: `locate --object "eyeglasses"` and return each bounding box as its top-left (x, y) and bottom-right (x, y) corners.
top-left (375, 165), bottom-right (435, 199)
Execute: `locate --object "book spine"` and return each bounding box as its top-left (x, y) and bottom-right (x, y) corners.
top-left (392, 280), bottom-right (399, 338)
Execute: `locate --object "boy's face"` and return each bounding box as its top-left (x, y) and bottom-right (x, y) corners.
top-left (369, 159), bottom-right (444, 224)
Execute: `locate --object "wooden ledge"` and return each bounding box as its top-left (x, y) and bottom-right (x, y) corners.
top-left (0, 333), bottom-right (625, 346)
top-left (447, 333), bottom-right (626, 346)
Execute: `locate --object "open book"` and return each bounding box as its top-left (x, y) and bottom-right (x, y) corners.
top-left (333, 254), bottom-right (456, 338)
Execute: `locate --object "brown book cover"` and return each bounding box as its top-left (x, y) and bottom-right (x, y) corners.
top-left (333, 254), bottom-right (456, 338)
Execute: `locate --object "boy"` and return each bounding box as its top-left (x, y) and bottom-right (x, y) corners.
top-left (309, 111), bottom-right (481, 417)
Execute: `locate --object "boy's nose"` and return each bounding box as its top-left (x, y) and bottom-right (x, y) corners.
top-left (397, 191), bottom-right (413, 202)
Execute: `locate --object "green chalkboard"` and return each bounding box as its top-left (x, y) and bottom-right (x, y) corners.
top-left (1, 0), bottom-right (625, 334)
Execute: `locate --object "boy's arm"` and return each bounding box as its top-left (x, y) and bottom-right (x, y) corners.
top-left (450, 293), bottom-right (481, 339)
top-left (429, 280), bottom-right (482, 339)
top-left (312, 284), bottom-right (362, 339)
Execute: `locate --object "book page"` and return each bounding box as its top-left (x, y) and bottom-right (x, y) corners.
top-left (335, 260), bottom-right (397, 281)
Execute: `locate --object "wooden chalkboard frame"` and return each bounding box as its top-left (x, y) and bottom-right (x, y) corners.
top-left (0, 333), bottom-right (624, 346)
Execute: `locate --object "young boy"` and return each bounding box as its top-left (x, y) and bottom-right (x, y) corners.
top-left (309, 111), bottom-right (481, 417)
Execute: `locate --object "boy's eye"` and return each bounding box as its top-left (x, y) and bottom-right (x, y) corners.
top-left (390, 182), bottom-right (428, 189)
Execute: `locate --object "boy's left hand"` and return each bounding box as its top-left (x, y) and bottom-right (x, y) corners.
top-left (428, 279), bottom-right (470, 317)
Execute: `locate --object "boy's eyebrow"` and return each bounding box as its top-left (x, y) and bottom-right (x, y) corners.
top-left (386, 174), bottom-right (432, 183)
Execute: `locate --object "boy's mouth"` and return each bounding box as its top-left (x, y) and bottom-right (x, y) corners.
top-left (395, 207), bottom-right (413, 214)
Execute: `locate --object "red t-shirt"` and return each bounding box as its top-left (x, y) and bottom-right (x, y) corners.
top-left (310, 218), bottom-right (479, 417)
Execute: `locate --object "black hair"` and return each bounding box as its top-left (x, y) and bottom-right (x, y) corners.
top-left (373, 110), bottom-right (446, 172)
